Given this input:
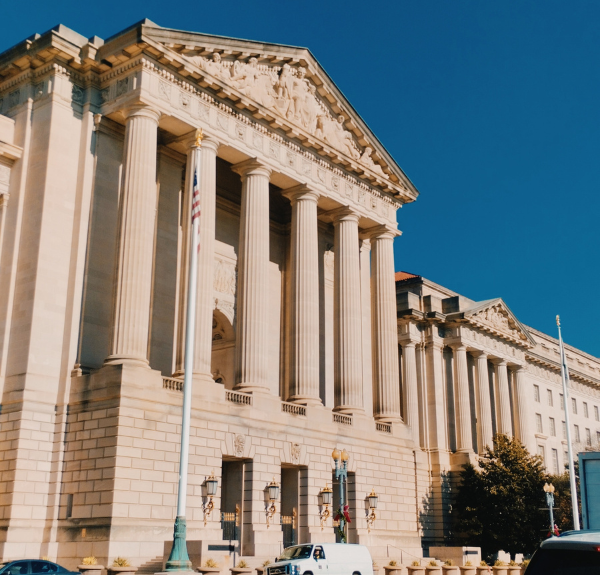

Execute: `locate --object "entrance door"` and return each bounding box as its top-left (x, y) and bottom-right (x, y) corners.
top-left (221, 461), bottom-right (243, 545)
top-left (281, 467), bottom-right (299, 548)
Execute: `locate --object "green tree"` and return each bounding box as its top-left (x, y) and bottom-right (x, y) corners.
top-left (452, 434), bottom-right (548, 558)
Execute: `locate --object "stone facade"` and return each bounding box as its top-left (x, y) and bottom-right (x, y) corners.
top-left (0, 18), bottom-right (598, 572)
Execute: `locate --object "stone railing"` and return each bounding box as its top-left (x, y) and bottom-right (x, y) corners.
top-left (376, 422), bottom-right (392, 434)
top-left (163, 377), bottom-right (183, 392)
top-left (333, 413), bottom-right (353, 426)
top-left (225, 390), bottom-right (253, 406)
top-left (281, 402), bottom-right (307, 417)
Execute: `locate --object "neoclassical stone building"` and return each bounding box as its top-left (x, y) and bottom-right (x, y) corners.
top-left (0, 18), bottom-right (599, 571)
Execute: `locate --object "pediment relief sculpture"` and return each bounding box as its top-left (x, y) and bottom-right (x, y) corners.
top-left (471, 303), bottom-right (528, 343)
top-left (190, 54), bottom-right (388, 177)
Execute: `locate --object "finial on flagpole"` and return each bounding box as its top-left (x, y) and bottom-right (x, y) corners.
top-left (556, 315), bottom-right (561, 327)
top-left (194, 128), bottom-right (203, 147)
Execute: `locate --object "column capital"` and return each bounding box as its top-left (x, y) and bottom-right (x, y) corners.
top-left (399, 339), bottom-right (418, 350)
top-left (362, 224), bottom-right (402, 240)
top-left (328, 205), bottom-right (359, 224)
top-left (471, 350), bottom-right (488, 360)
top-left (122, 104), bottom-right (161, 123)
top-left (492, 358), bottom-right (508, 367)
top-left (511, 363), bottom-right (526, 373)
top-left (449, 342), bottom-right (468, 353)
top-left (190, 131), bottom-right (221, 153)
top-left (282, 184), bottom-right (320, 204)
top-left (231, 157), bottom-right (272, 179)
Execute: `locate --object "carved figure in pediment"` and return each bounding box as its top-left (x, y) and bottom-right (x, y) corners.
top-left (360, 147), bottom-right (388, 179)
top-left (316, 115), bottom-right (360, 160)
top-left (300, 84), bottom-right (319, 133)
top-left (232, 57), bottom-right (276, 108)
top-left (203, 52), bottom-right (230, 81)
top-left (288, 67), bottom-right (310, 121)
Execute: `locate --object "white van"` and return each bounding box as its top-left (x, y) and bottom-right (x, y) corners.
top-left (266, 543), bottom-right (373, 575)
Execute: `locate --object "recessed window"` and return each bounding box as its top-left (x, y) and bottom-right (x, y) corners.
top-left (534, 385), bottom-right (540, 402)
top-left (549, 417), bottom-right (556, 437)
top-left (572, 398), bottom-right (578, 415)
top-left (562, 421), bottom-right (567, 439)
top-left (595, 405), bottom-right (599, 421)
top-left (560, 394), bottom-right (564, 410)
top-left (547, 389), bottom-right (553, 406)
top-left (552, 449), bottom-right (559, 474)
top-left (537, 445), bottom-right (546, 463)
top-left (574, 424), bottom-right (580, 443)
top-left (536, 413), bottom-right (543, 434)
top-left (586, 428), bottom-right (592, 446)
top-left (597, 431), bottom-right (600, 444)
top-left (584, 402), bottom-right (589, 418)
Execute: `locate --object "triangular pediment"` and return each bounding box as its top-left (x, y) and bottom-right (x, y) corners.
top-left (463, 298), bottom-right (536, 347)
top-left (137, 23), bottom-right (417, 202)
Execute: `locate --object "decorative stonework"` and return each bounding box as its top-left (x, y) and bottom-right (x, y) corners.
top-left (213, 258), bottom-right (236, 296)
top-left (469, 303), bottom-right (530, 345)
top-left (233, 434), bottom-right (245, 457)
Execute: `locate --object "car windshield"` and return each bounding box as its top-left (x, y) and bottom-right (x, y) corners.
top-left (278, 545), bottom-right (313, 560)
top-left (527, 548), bottom-right (600, 574)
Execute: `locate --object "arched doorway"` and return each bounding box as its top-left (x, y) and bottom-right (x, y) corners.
top-left (211, 308), bottom-right (235, 389)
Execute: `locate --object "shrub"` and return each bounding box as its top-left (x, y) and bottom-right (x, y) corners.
top-left (521, 559), bottom-right (530, 567)
top-left (237, 560), bottom-right (248, 568)
top-left (508, 560), bottom-right (517, 566)
top-left (493, 560), bottom-right (505, 567)
top-left (464, 561), bottom-right (472, 566)
top-left (112, 558), bottom-right (130, 567)
top-left (204, 559), bottom-right (219, 568)
top-left (428, 560), bottom-right (438, 567)
top-left (444, 559), bottom-right (454, 566)
top-left (412, 561), bottom-right (421, 567)
top-left (388, 560), bottom-right (397, 566)
top-left (262, 560), bottom-right (271, 567)
top-left (82, 558), bottom-right (98, 566)
top-left (479, 561), bottom-right (488, 567)
top-left (40, 557), bottom-right (50, 562)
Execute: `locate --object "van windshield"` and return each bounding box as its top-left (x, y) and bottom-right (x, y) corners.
top-left (278, 546), bottom-right (313, 560)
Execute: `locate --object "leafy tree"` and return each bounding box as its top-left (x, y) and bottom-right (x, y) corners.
top-left (547, 459), bottom-right (581, 533)
top-left (452, 434), bottom-right (548, 558)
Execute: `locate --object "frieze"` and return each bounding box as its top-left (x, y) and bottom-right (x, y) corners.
top-left (470, 303), bottom-right (529, 345)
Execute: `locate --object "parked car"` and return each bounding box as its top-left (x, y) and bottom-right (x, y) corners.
top-left (0, 561), bottom-right (78, 575)
top-left (525, 530), bottom-right (600, 574)
top-left (266, 543), bottom-right (373, 575)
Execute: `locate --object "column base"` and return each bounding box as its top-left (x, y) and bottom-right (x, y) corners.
top-left (333, 405), bottom-right (365, 415)
top-left (375, 414), bottom-right (403, 424)
top-left (164, 516), bottom-right (192, 572)
top-left (287, 394), bottom-right (323, 406)
top-left (104, 355), bottom-right (150, 368)
top-left (233, 383), bottom-right (271, 394)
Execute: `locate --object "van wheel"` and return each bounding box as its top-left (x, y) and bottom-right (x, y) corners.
top-left (353, 572), bottom-right (361, 575)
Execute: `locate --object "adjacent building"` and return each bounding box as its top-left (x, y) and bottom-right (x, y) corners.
top-left (0, 18), bottom-right (598, 571)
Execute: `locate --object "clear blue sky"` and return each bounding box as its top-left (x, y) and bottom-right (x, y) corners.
top-left (2, 1), bottom-right (599, 356)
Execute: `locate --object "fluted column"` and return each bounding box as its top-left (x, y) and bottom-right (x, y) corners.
top-left (370, 227), bottom-right (401, 422)
top-left (451, 344), bottom-right (473, 452)
top-left (495, 359), bottom-right (512, 435)
top-left (283, 185), bottom-right (321, 405)
top-left (401, 341), bottom-right (419, 440)
top-left (473, 351), bottom-right (493, 451)
top-left (514, 366), bottom-right (532, 449)
top-left (106, 105), bottom-right (160, 366)
top-left (192, 137), bottom-right (220, 381)
top-left (332, 208), bottom-right (363, 413)
top-left (232, 159), bottom-right (272, 392)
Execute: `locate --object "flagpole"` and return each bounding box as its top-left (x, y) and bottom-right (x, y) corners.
top-left (557, 315), bottom-right (580, 531)
top-left (166, 129), bottom-right (203, 571)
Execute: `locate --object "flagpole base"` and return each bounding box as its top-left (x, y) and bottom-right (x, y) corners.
top-left (165, 516), bottom-right (192, 571)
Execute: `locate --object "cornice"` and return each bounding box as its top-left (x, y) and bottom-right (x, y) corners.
top-left (526, 351), bottom-right (600, 389)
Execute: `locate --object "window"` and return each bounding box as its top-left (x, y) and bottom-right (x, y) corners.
top-left (552, 449), bottom-right (560, 474)
top-left (595, 405), bottom-right (599, 421)
top-left (5, 563), bottom-right (28, 575)
top-left (597, 431), bottom-right (600, 444)
top-left (586, 428), bottom-right (592, 446)
top-left (564, 450), bottom-right (569, 466)
top-left (562, 421), bottom-right (567, 439)
top-left (572, 398), bottom-right (578, 414)
top-left (560, 394), bottom-right (564, 410)
top-left (536, 413), bottom-right (543, 434)
top-left (534, 385), bottom-right (540, 402)
top-left (547, 389), bottom-right (553, 406)
top-left (537, 445), bottom-right (546, 463)
top-left (549, 417), bottom-right (556, 437)
top-left (584, 402), bottom-right (589, 418)
top-left (32, 562), bottom-right (58, 574)
top-left (574, 424), bottom-right (580, 443)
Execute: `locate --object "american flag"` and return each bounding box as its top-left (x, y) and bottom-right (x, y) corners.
top-left (192, 167), bottom-right (201, 250)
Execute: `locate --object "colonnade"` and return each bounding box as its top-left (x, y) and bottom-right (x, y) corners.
top-left (102, 104), bottom-right (402, 420)
top-left (398, 339), bottom-right (532, 453)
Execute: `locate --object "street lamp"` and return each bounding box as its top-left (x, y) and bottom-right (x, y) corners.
top-left (203, 471), bottom-right (218, 526)
top-left (320, 484), bottom-right (333, 530)
top-left (544, 483), bottom-right (556, 535)
top-left (332, 448), bottom-right (349, 543)
top-left (266, 478), bottom-right (280, 528)
top-left (366, 489), bottom-right (378, 533)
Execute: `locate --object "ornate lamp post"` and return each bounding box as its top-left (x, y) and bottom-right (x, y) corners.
top-left (203, 471), bottom-right (218, 526)
top-left (544, 482), bottom-right (556, 535)
top-left (366, 489), bottom-right (378, 532)
top-left (320, 484), bottom-right (333, 530)
top-left (266, 478), bottom-right (280, 527)
top-left (332, 448), bottom-right (349, 543)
